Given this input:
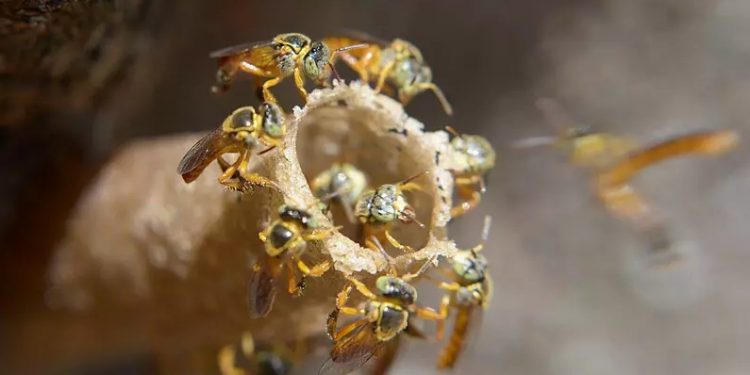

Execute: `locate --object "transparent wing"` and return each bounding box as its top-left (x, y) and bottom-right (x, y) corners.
top-left (209, 40), bottom-right (274, 58)
top-left (247, 261), bottom-right (277, 318)
top-left (210, 40), bottom-right (280, 71)
top-left (319, 319), bottom-right (385, 375)
top-left (177, 128), bottom-right (235, 183)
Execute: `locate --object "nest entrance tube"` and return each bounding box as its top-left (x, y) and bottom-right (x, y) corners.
top-left (296, 105), bottom-right (433, 251)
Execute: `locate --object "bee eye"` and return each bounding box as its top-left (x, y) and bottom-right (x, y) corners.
top-left (261, 102), bottom-right (284, 138)
top-left (232, 110), bottom-right (254, 129)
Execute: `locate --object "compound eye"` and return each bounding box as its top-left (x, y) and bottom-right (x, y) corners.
top-left (231, 109), bottom-right (255, 129)
top-left (260, 102), bottom-right (284, 138)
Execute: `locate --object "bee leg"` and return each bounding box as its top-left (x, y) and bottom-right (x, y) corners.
top-left (595, 183), bottom-right (652, 223)
top-left (259, 76), bottom-right (283, 104)
top-left (217, 344), bottom-right (239, 375)
top-left (374, 60), bottom-right (396, 93)
top-left (218, 163), bottom-right (247, 191)
top-left (484, 272), bottom-right (494, 309)
top-left (436, 295), bottom-right (452, 341)
top-left (238, 171), bottom-right (280, 192)
top-left (385, 230), bottom-right (413, 252)
top-left (450, 178), bottom-right (484, 218)
top-left (293, 67), bottom-right (309, 101)
top-left (286, 258), bottom-right (304, 296)
top-left (346, 276), bottom-right (379, 300)
top-left (414, 305), bottom-right (447, 341)
top-left (401, 82), bottom-right (453, 115)
top-left (297, 259), bottom-right (331, 277)
top-left (302, 226), bottom-right (338, 241)
top-left (338, 52), bottom-right (369, 82)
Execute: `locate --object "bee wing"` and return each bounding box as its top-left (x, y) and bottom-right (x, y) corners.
top-left (209, 40), bottom-right (274, 58)
top-left (210, 40), bottom-right (280, 72)
top-left (177, 128), bottom-right (236, 183)
top-left (369, 335), bottom-right (401, 375)
top-left (247, 260), bottom-right (277, 318)
top-left (340, 29), bottom-right (389, 46)
top-left (319, 319), bottom-right (386, 375)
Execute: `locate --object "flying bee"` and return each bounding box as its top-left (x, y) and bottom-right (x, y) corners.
top-left (444, 126), bottom-right (496, 218)
top-left (324, 33), bottom-right (453, 115)
top-left (177, 102), bottom-right (284, 192)
top-left (210, 33), bottom-right (367, 103)
top-left (218, 331), bottom-right (296, 375)
top-left (434, 216), bottom-right (493, 369)
top-left (518, 98), bottom-right (739, 262)
top-left (513, 98), bottom-right (637, 170)
top-left (321, 239), bottom-right (443, 375)
top-left (250, 204), bottom-right (337, 318)
top-left (311, 162), bottom-right (368, 223)
top-left (354, 172), bottom-right (427, 253)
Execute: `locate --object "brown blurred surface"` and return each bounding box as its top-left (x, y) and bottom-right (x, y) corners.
top-left (3, 0), bottom-right (750, 374)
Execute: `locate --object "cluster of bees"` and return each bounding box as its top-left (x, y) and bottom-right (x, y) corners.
top-left (177, 32), bottom-right (496, 374)
top-left (178, 32), bottom-right (738, 375)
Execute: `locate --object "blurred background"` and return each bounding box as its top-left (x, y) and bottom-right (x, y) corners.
top-left (2, 0), bottom-right (750, 374)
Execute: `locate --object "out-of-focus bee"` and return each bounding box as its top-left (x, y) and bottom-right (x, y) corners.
top-left (218, 331), bottom-right (295, 375)
top-left (311, 162), bottom-right (369, 223)
top-left (518, 98), bottom-right (739, 262)
top-left (435, 217), bottom-right (493, 369)
top-left (354, 172), bottom-right (427, 252)
top-left (324, 33), bottom-right (453, 115)
top-left (250, 204), bottom-right (337, 318)
top-left (444, 127), bottom-right (496, 218)
top-left (513, 98), bottom-right (637, 170)
top-left (321, 239), bottom-right (443, 374)
top-left (210, 33), bottom-right (366, 103)
top-left (177, 102), bottom-right (284, 192)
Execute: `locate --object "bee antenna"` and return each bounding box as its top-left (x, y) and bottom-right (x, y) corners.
top-left (511, 136), bottom-right (558, 150)
top-left (333, 43), bottom-right (369, 55)
top-left (399, 170), bottom-right (429, 186)
top-left (369, 236), bottom-right (397, 275)
top-left (258, 146), bottom-right (277, 155)
top-left (445, 126), bottom-right (461, 138)
top-left (328, 62), bottom-right (341, 81)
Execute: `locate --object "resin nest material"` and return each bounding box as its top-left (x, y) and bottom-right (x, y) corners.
top-left (47, 82), bottom-right (462, 343)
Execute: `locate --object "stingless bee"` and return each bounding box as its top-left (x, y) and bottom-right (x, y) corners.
top-left (517, 98), bottom-right (739, 261)
top-left (311, 162), bottom-right (368, 223)
top-left (177, 102), bottom-right (284, 192)
top-left (514, 98), bottom-right (637, 170)
top-left (210, 33), bottom-right (366, 103)
top-left (249, 204), bottom-right (337, 318)
top-left (218, 331), bottom-right (296, 375)
top-left (321, 239), bottom-right (443, 374)
top-left (434, 216), bottom-right (493, 369)
top-left (444, 126), bottom-right (496, 218)
top-left (354, 172), bottom-right (427, 252)
top-left (323, 33), bottom-right (453, 115)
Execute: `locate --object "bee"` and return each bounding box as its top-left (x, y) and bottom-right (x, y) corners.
top-left (444, 126), bottom-right (496, 218)
top-left (354, 172), bottom-right (427, 252)
top-left (321, 239), bottom-right (443, 375)
top-left (250, 204), bottom-right (337, 318)
top-left (518, 98), bottom-right (739, 261)
top-left (311, 162), bottom-right (369, 223)
top-left (435, 216), bottom-right (493, 369)
top-left (513, 98), bottom-right (637, 170)
top-left (177, 102), bottom-right (284, 192)
top-left (324, 33), bottom-right (453, 115)
top-left (210, 33), bottom-right (366, 103)
top-left (218, 331), bottom-right (295, 375)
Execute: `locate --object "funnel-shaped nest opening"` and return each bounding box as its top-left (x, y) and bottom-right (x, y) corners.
top-left (296, 105), bottom-right (434, 251)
